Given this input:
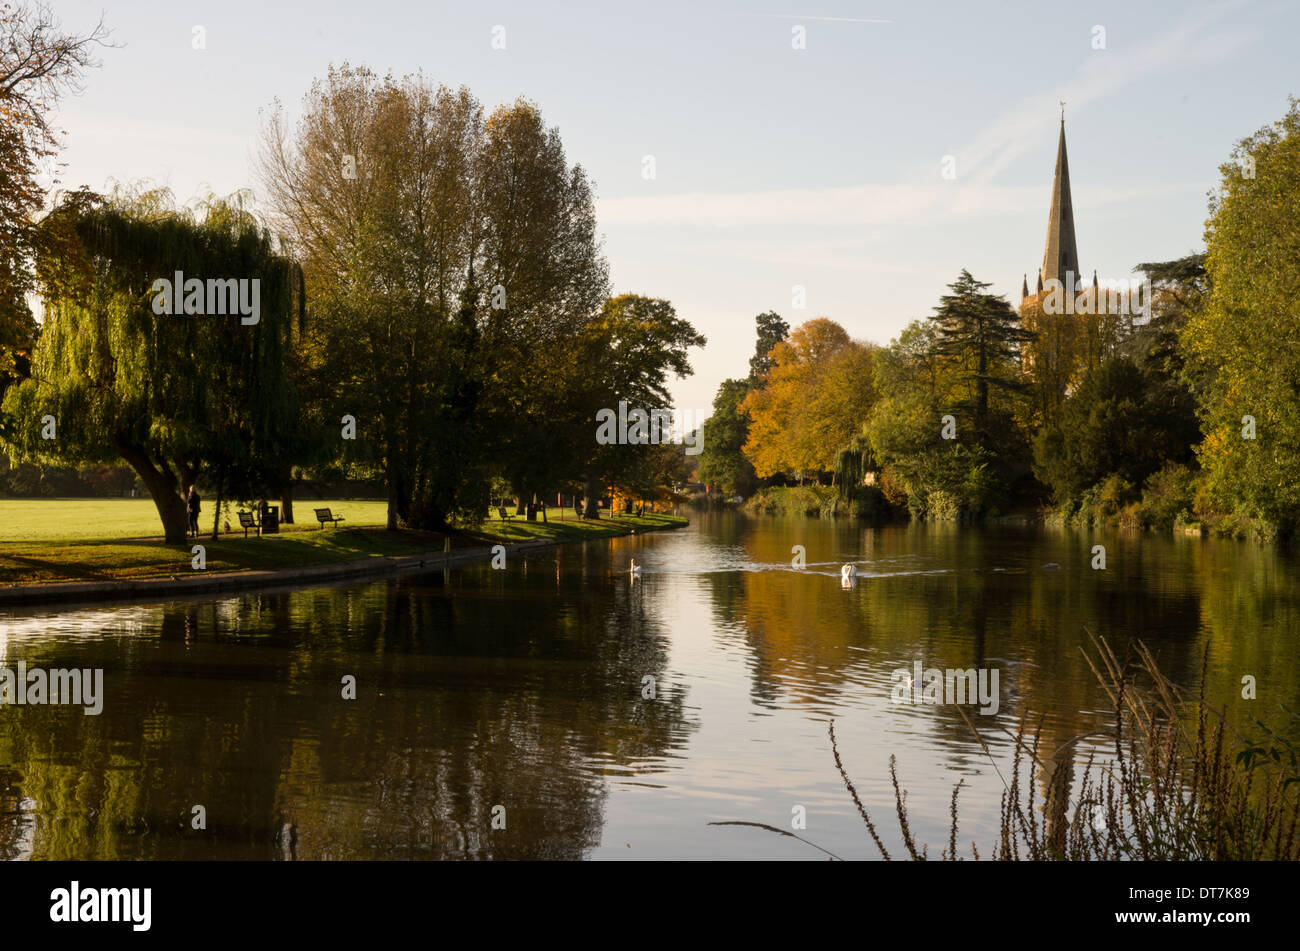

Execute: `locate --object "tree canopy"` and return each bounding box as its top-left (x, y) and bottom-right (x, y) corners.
top-left (2, 187), bottom-right (303, 541)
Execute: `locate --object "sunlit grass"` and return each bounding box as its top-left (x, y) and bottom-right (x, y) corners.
top-left (0, 497), bottom-right (389, 542)
top-left (0, 498), bottom-right (686, 586)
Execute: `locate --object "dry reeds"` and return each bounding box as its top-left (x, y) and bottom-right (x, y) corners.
top-left (830, 630), bottom-right (1300, 860)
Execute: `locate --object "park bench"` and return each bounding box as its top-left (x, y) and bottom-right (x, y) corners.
top-left (497, 505), bottom-right (515, 521)
top-left (237, 510), bottom-right (261, 537)
top-left (314, 507), bottom-right (346, 529)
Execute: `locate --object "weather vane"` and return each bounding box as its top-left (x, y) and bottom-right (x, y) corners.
top-left (1060, 100), bottom-right (1066, 119)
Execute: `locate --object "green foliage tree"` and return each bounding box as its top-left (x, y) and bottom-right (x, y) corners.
top-left (1033, 357), bottom-right (1198, 504)
top-left (748, 310), bottom-right (789, 382)
top-left (2, 187), bottom-right (303, 542)
top-left (697, 378), bottom-right (757, 496)
top-left (927, 269), bottom-right (1034, 446)
top-left (1182, 98), bottom-right (1300, 531)
top-left (577, 293), bottom-right (706, 517)
top-left (1131, 253), bottom-right (1207, 380)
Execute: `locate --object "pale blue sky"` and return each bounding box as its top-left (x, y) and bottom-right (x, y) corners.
top-left (48, 0), bottom-right (1298, 412)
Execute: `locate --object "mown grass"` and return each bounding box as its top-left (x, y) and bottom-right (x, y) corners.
top-left (0, 498), bottom-right (686, 586)
top-left (0, 498), bottom-right (389, 541)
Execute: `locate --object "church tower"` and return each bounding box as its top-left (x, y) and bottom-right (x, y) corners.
top-left (1022, 107), bottom-right (1085, 306)
top-left (1040, 112), bottom-right (1079, 289)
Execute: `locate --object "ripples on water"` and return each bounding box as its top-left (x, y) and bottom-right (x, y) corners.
top-left (1, 514), bottom-right (1297, 859)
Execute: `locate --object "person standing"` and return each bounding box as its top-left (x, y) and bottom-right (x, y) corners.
top-left (187, 485), bottom-right (202, 537)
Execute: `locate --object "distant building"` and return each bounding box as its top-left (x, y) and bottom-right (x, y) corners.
top-left (1020, 110), bottom-right (1139, 319)
top-left (1021, 111), bottom-right (1090, 308)
top-left (1018, 111), bottom-right (1142, 412)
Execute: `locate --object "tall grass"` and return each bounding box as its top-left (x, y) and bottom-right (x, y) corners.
top-left (858, 631), bottom-right (1299, 859)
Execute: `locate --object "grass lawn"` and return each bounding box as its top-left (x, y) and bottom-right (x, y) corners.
top-left (0, 498), bottom-right (686, 586)
top-left (0, 497), bottom-right (390, 541)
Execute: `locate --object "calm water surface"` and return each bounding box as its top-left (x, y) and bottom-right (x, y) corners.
top-left (2, 514), bottom-right (1297, 859)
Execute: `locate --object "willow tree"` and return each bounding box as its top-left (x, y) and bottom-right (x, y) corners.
top-left (1, 187), bottom-right (304, 542)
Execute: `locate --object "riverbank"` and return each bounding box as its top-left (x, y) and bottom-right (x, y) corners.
top-left (742, 484), bottom-right (894, 519)
top-left (0, 511), bottom-right (688, 606)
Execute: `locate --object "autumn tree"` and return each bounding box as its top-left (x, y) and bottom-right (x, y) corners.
top-left (0, 2), bottom-right (109, 396)
top-left (740, 318), bottom-right (875, 482)
top-left (261, 70), bottom-right (610, 529)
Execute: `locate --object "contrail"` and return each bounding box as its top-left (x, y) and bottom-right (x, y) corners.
top-left (760, 14), bottom-right (893, 23)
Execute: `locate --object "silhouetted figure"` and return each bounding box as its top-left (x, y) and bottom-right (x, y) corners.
top-left (187, 485), bottom-right (201, 537)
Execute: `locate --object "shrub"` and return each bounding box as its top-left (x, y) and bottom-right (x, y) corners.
top-left (926, 489), bottom-right (962, 522)
top-left (1139, 463), bottom-right (1198, 529)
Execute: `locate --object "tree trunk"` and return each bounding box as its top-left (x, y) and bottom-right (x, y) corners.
top-left (114, 437), bottom-right (189, 543)
top-left (280, 464), bottom-right (295, 524)
top-left (583, 471), bottom-right (601, 519)
top-left (386, 466), bottom-right (401, 531)
top-left (211, 488), bottom-right (222, 540)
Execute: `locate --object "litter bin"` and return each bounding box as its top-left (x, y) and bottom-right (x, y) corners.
top-left (262, 505), bottom-right (279, 534)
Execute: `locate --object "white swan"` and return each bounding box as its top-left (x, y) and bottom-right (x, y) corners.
top-left (629, 559), bottom-right (642, 576)
top-left (841, 564), bottom-right (857, 588)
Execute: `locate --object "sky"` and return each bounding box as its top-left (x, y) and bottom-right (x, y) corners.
top-left (45, 0), bottom-right (1300, 413)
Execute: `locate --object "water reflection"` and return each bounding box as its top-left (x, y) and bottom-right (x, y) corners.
top-left (0, 554), bottom-right (693, 859)
top-left (1, 515), bottom-right (1297, 860)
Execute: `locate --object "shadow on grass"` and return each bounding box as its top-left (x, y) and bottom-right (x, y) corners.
top-left (0, 516), bottom-right (686, 586)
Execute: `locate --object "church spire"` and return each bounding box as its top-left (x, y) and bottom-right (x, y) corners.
top-left (1039, 111), bottom-right (1080, 288)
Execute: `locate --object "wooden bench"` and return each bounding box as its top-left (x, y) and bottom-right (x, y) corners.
top-left (314, 507), bottom-right (345, 529)
top-left (497, 505), bottom-right (515, 521)
top-left (237, 510), bottom-right (261, 537)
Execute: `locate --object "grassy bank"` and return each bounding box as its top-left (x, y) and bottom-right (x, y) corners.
top-left (743, 484), bottom-right (893, 519)
top-left (0, 498), bottom-right (686, 586)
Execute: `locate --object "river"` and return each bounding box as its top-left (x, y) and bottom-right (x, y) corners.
top-left (2, 513), bottom-right (1296, 859)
